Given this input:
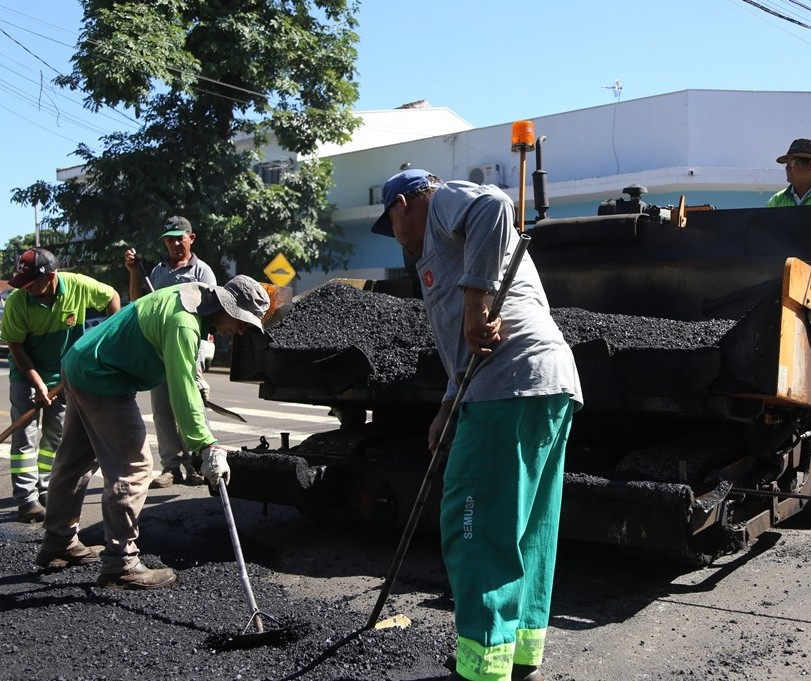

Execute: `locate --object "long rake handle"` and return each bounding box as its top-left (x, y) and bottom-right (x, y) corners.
top-left (366, 233), bottom-right (531, 629)
top-left (218, 478), bottom-right (265, 633)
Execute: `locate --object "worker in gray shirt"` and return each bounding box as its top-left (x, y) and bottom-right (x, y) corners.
top-left (372, 169), bottom-right (582, 681)
top-left (123, 215), bottom-right (217, 488)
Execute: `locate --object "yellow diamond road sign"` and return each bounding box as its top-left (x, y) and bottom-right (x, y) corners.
top-left (264, 253), bottom-right (296, 286)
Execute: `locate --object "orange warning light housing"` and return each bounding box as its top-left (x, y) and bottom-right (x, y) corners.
top-left (511, 120), bottom-right (535, 151)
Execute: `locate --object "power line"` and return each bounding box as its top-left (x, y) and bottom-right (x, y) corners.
top-left (0, 5), bottom-right (274, 107)
top-left (0, 100), bottom-right (83, 146)
top-left (0, 53), bottom-right (139, 131)
top-left (738, 0), bottom-right (811, 27)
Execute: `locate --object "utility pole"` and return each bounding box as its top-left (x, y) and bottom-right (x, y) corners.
top-left (34, 203), bottom-right (40, 247)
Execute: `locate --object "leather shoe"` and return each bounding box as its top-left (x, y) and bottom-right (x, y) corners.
top-left (35, 542), bottom-right (104, 569)
top-left (512, 664), bottom-right (544, 681)
top-left (150, 468), bottom-right (183, 489)
top-left (96, 562), bottom-right (177, 590)
top-left (18, 500), bottom-right (46, 523)
top-left (183, 467), bottom-right (207, 486)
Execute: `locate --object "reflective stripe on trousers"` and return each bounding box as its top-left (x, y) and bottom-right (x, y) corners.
top-left (441, 394), bottom-right (574, 681)
top-left (8, 380), bottom-right (65, 505)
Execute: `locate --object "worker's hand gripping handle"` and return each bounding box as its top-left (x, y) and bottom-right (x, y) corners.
top-left (201, 445), bottom-right (231, 489)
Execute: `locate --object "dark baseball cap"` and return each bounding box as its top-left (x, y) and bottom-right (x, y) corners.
top-left (160, 216), bottom-right (193, 238)
top-left (371, 169), bottom-right (441, 237)
top-left (8, 248), bottom-right (58, 288)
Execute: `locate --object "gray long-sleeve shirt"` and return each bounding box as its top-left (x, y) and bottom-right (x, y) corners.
top-left (416, 180), bottom-right (583, 407)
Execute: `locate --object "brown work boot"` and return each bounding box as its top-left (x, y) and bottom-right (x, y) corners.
top-left (35, 542), bottom-right (104, 569)
top-left (512, 664), bottom-right (544, 681)
top-left (96, 562), bottom-right (177, 590)
top-left (149, 467), bottom-right (183, 489)
top-left (183, 464), bottom-right (206, 486)
top-left (18, 500), bottom-right (46, 523)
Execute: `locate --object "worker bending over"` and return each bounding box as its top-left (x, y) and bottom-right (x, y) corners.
top-left (34, 276), bottom-right (270, 590)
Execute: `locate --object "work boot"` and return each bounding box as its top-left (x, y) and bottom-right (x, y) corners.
top-left (183, 464), bottom-right (206, 486)
top-left (96, 562), bottom-right (177, 590)
top-left (35, 542), bottom-right (104, 569)
top-left (18, 500), bottom-right (46, 523)
top-left (511, 664), bottom-right (544, 681)
top-left (149, 467), bottom-right (183, 489)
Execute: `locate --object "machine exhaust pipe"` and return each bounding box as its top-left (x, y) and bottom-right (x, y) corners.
top-left (532, 135), bottom-right (549, 221)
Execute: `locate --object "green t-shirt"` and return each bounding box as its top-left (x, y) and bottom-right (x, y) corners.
top-left (0, 272), bottom-right (117, 386)
top-left (62, 284), bottom-right (216, 453)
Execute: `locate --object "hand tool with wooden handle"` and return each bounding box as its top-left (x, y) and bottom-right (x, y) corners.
top-left (0, 383), bottom-right (64, 446)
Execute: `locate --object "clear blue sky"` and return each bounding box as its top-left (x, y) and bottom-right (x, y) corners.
top-left (0, 0), bottom-right (808, 248)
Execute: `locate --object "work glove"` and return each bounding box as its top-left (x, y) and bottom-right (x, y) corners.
top-left (200, 445), bottom-right (230, 489)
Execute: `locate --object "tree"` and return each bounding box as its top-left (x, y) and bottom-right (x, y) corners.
top-left (11, 0), bottom-right (361, 286)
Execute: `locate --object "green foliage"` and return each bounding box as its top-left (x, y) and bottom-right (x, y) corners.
top-left (12, 0), bottom-right (362, 284)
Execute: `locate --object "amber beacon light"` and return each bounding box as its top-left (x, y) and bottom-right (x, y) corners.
top-left (511, 120), bottom-right (536, 151)
top-left (511, 120), bottom-right (536, 233)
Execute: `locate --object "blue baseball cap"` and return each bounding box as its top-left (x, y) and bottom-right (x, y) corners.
top-left (371, 169), bottom-right (440, 236)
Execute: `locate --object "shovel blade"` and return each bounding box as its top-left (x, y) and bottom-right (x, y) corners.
top-left (373, 614), bottom-right (411, 630)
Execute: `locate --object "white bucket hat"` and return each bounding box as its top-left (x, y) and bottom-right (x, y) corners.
top-left (213, 275), bottom-right (270, 330)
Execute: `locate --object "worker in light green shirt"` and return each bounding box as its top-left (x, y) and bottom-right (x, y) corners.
top-left (767, 138), bottom-right (811, 207)
top-left (1, 247), bottom-right (120, 523)
top-left (34, 276), bottom-right (270, 592)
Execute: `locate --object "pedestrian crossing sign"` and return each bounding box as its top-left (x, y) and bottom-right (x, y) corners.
top-left (264, 253), bottom-right (296, 286)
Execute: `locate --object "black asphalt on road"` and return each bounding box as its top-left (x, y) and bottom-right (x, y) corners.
top-left (2, 362), bottom-right (811, 680)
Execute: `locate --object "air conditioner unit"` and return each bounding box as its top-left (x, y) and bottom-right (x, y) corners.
top-left (369, 185), bottom-right (383, 205)
top-left (468, 163), bottom-right (500, 186)
top-left (254, 163), bottom-right (283, 185)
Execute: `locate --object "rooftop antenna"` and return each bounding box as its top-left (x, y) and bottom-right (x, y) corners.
top-left (602, 79), bottom-right (623, 99)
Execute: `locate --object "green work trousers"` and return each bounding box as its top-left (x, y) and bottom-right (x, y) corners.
top-left (441, 393), bottom-right (573, 681)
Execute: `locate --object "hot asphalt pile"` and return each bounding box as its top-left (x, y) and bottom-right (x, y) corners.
top-left (550, 307), bottom-right (736, 353)
top-left (0, 527), bottom-right (455, 681)
top-left (266, 284), bottom-right (736, 380)
top-left (266, 284), bottom-right (436, 383)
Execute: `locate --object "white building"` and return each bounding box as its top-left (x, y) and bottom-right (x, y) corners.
top-left (269, 89), bottom-right (810, 291)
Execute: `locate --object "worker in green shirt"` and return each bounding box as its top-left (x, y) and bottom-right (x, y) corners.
top-left (1, 247), bottom-right (120, 523)
top-left (767, 138), bottom-right (811, 207)
top-left (34, 275), bottom-right (270, 591)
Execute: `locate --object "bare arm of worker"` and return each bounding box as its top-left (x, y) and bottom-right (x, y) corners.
top-left (123, 248), bottom-right (146, 300)
top-left (7, 341), bottom-right (52, 405)
top-left (428, 400), bottom-right (454, 453)
top-left (105, 291), bottom-right (122, 316)
top-left (463, 286), bottom-right (501, 356)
